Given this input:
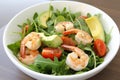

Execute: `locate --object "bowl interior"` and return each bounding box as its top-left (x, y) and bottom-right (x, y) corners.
top-left (3, 1), bottom-right (120, 80)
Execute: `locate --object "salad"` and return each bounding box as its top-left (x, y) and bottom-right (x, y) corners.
top-left (8, 5), bottom-right (111, 75)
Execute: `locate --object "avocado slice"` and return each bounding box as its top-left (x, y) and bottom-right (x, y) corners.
top-left (38, 11), bottom-right (51, 28)
top-left (85, 16), bottom-right (105, 41)
top-left (42, 35), bottom-right (63, 48)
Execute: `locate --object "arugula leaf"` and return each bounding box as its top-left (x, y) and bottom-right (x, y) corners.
top-left (17, 23), bottom-right (27, 29)
top-left (17, 18), bottom-right (36, 39)
top-left (38, 27), bottom-right (50, 36)
top-left (33, 20), bottom-right (38, 32)
top-left (55, 9), bottom-right (61, 16)
top-left (7, 41), bottom-right (20, 56)
top-left (105, 31), bottom-right (111, 45)
top-left (77, 43), bottom-right (93, 50)
top-left (87, 13), bottom-right (92, 18)
top-left (96, 56), bottom-right (104, 66)
top-left (105, 27), bottom-right (112, 45)
top-left (61, 7), bottom-right (67, 16)
top-left (84, 47), bottom-right (96, 68)
top-left (26, 64), bottom-right (40, 72)
top-left (47, 19), bottom-right (54, 27)
top-left (74, 18), bottom-right (91, 34)
top-left (49, 5), bottom-right (54, 12)
top-left (18, 18), bottom-right (31, 30)
top-left (54, 15), bottom-right (65, 25)
top-left (87, 55), bottom-right (95, 69)
top-left (34, 55), bottom-right (66, 75)
top-left (26, 23), bottom-right (35, 35)
top-left (74, 12), bottom-right (81, 19)
top-left (33, 12), bottom-right (38, 20)
top-left (26, 19), bottom-right (31, 25)
top-left (68, 11), bottom-right (74, 23)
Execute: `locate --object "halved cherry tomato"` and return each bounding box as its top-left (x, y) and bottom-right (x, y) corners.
top-left (41, 48), bottom-right (62, 60)
top-left (94, 39), bottom-right (107, 57)
top-left (61, 36), bottom-right (76, 46)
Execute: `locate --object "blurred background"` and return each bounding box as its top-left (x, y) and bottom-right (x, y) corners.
top-left (0, 0), bottom-right (49, 27)
top-left (0, 0), bottom-right (119, 29)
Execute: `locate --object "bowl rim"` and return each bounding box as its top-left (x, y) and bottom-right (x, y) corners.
top-left (3, 0), bottom-right (120, 79)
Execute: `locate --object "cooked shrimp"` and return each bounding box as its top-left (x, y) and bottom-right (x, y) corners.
top-left (55, 21), bottom-right (74, 33)
top-left (19, 48), bottom-right (39, 65)
top-left (63, 29), bottom-right (93, 45)
top-left (20, 32), bottom-right (41, 58)
top-left (61, 44), bottom-right (89, 71)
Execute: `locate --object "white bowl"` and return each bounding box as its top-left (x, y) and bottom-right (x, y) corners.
top-left (3, 1), bottom-right (120, 80)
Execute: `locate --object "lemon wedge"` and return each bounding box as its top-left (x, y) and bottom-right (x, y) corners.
top-left (85, 16), bottom-right (105, 41)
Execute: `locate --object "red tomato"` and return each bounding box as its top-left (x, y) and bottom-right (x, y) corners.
top-left (41, 48), bottom-right (62, 60)
top-left (61, 36), bottom-right (76, 46)
top-left (94, 39), bottom-right (107, 57)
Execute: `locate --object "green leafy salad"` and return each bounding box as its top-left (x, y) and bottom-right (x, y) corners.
top-left (7, 5), bottom-right (111, 75)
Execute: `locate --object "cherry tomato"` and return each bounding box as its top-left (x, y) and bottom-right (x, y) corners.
top-left (41, 48), bottom-right (62, 60)
top-left (61, 36), bottom-right (76, 46)
top-left (94, 39), bottom-right (107, 57)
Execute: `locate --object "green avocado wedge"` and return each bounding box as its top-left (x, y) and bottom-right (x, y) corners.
top-left (42, 35), bottom-right (63, 48)
top-left (38, 11), bottom-right (51, 28)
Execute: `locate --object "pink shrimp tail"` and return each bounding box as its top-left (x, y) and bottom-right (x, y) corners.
top-left (20, 44), bottom-right (26, 58)
top-left (63, 29), bottom-right (80, 35)
top-left (61, 44), bottom-right (75, 51)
